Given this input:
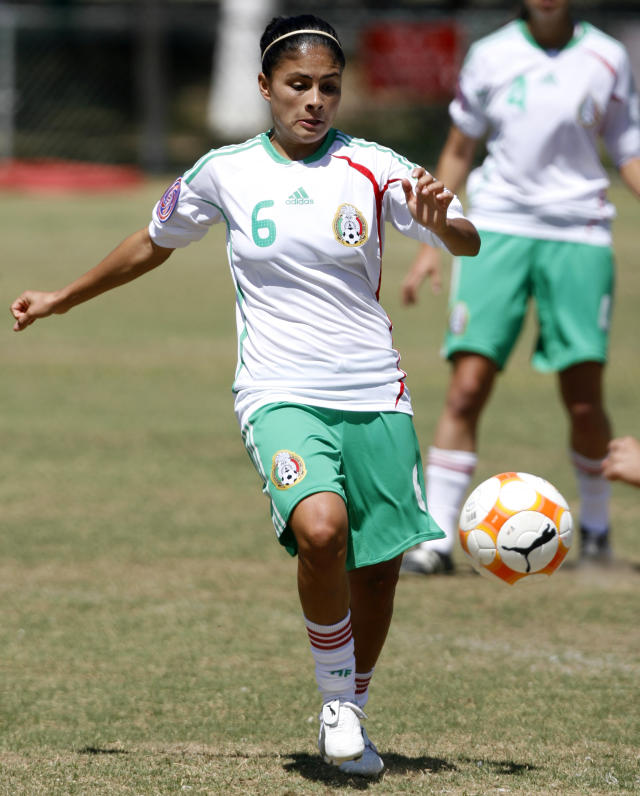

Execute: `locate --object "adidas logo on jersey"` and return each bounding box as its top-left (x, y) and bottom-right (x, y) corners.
top-left (286, 186), bottom-right (314, 205)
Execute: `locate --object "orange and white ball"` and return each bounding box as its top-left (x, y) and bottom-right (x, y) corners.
top-left (458, 472), bottom-right (573, 585)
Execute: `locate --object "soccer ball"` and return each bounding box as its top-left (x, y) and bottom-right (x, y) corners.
top-left (458, 472), bottom-right (573, 585)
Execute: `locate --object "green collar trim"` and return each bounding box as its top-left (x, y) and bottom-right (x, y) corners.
top-left (517, 19), bottom-right (586, 53)
top-left (260, 129), bottom-right (337, 164)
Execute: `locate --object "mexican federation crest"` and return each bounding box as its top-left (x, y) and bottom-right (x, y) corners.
top-left (333, 203), bottom-right (368, 247)
top-left (271, 449), bottom-right (307, 490)
top-left (577, 93), bottom-right (602, 128)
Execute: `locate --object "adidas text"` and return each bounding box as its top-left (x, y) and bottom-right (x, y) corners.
top-left (286, 187), bottom-right (314, 205)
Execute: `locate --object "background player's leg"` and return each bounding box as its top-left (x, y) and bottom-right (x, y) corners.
top-left (559, 361), bottom-right (610, 458)
top-left (433, 353), bottom-right (498, 452)
top-left (559, 362), bottom-right (612, 562)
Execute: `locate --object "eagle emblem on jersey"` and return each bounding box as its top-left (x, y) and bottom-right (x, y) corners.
top-left (578, 94), bottom-right (602, 128)
top-left (333, 203), bottom-right (368, 247)
top-left (271, 450), bottom-right (307, 490)
top-left (157, 177), bottom-right (181, 222)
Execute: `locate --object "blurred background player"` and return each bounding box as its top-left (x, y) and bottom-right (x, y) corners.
top-left (400, 0), bottom-right (640, 575)
top-left (603, 436), bottom-right (640, 487)
top-left (10, 14), bottom-right (479, 778)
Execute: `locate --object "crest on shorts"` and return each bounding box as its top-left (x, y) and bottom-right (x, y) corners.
top-left (333, 203), bottom-right (368, 247)
top-left (449, 301), bottom-right (469, 335)
top-left (271, 450), bottom-right (307, 490)
top-left (157, 177), bottom-right (181, 222)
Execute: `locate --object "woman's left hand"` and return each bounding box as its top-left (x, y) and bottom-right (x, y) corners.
top-left (402, 167), bottom-right (453, 235)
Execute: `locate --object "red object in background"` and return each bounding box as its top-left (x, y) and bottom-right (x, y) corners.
top-left (0, 159), bottom-right (145, 193)
top-left (361, 21), bottom-right (465, 101)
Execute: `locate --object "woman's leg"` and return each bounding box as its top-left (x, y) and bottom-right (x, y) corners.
top-left (289, 491), bottom-right (349, 624)
top-left (331, 556), bottom-right (403, 778)
top-left (288, 491), bottom-right (365, 765)
top-left (348, 555), bottom-right (402, 676)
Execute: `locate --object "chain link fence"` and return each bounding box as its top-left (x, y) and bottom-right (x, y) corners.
top-left (2, 0), bottom-right (639, 174)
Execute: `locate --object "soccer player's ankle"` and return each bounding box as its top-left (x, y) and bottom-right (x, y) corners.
top-left (304, 612), bottom-right (357, 702)
top-left (353, 669), bottom-right (374, 708)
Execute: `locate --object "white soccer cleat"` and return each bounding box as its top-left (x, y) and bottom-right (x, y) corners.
top-left (339, 727), bottom-right (384, 778)
top-left (318, 698), bottom-right (366, 765)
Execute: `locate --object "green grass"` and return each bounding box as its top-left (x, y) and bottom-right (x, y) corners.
top-left (1, 179), bottom-right (639, 794)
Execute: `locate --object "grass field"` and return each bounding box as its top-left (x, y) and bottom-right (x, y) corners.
top-left (2, 178), bottom-right (639, 795)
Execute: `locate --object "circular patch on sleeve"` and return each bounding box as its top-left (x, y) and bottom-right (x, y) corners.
top-left (157, 177), bottom-right (182, 222)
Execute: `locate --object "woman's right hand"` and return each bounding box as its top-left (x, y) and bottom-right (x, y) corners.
top-left (10, 290), bottom-right (62, 331)
top-left (400, 244), bottom-right (443, 304)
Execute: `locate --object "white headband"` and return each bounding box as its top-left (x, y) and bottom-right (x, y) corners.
top-left (260, 29), bottom-right (342, 63)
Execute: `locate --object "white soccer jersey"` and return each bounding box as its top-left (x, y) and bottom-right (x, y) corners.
top-left (149, 129), bottom-right (465, 427)
top-left (451, 20), bottom-right (640, 244)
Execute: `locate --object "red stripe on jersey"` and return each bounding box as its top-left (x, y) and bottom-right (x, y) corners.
top-left (332, 154), bottom-right (401, 298)
top-left (333, 154), bottom-right (407, 405)
top-left (584, 48), bottom-right (617, 78)
top-left (387, 313), bottom-right (408, 406)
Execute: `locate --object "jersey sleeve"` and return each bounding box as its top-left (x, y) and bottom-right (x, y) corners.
top-left (600, 49), bottom-right (640, 167)
top-left (448, 45), bottom-right (490, 140)
top-left (382, 154), bottom-right (466, 248)
top-left (148, 168), bottom-right (225, 249)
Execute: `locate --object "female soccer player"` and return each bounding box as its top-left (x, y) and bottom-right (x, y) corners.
top-left (400, 0), bottom-right (640, 575)
top-left (10, 15), bottom-right (479, 778)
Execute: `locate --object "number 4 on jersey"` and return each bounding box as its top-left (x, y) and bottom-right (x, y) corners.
top-left (506, 75), bottom-right (527, 111)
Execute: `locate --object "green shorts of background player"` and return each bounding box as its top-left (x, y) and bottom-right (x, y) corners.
top-left (445, 232), bottom-right (614, 373)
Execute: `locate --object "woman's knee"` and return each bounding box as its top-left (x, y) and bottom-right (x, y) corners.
top-left (297, 521), bottom-right (347, 564)
top-left (290, 493), bottom-right (348, 566)
top-left (566, 398), bottom-right (608, 435)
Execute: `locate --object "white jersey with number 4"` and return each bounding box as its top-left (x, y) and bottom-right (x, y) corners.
top-left (451, 20), bottom-right (640, 244)
top-left (148, 129), bottom-right (465, 427)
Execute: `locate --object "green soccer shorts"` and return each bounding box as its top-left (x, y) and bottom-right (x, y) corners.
top-left (444, 230), bottom-right (615, 372)
top-left (241, 402), bottom-right (444, 570)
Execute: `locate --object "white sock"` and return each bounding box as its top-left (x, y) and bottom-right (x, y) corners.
top-left (354, 668), bottom-right (374, 709)
top-left (571, 450), bottom-right (611, 536)
top-left (305, 612), bottom-right (356, 703)
top-left (419, 446), bottom-right (477, 555)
